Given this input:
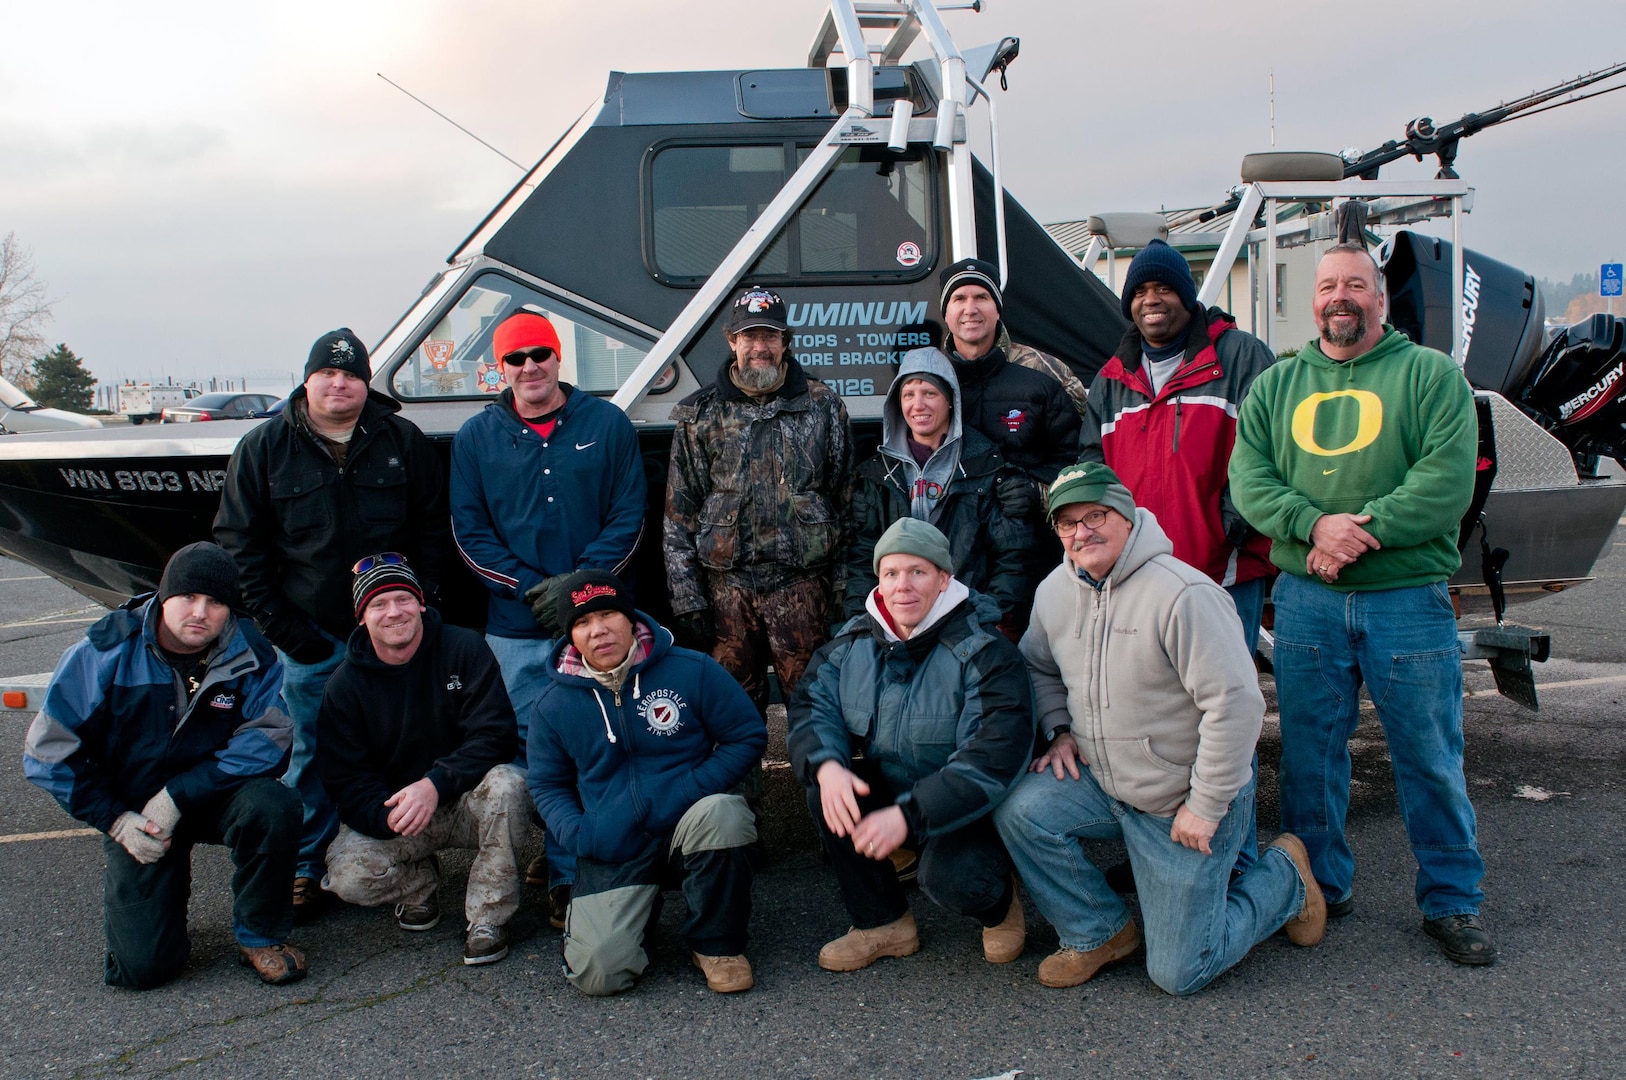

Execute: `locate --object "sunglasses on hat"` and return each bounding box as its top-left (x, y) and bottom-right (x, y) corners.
top-left (352, 552), bottom-right (409, 575)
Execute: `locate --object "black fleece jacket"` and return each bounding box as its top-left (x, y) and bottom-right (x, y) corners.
top-left (316, 608), bottom-right (517, 839)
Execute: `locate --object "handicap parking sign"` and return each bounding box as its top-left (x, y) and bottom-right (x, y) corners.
top-left (1603, 263), bottom-right (1624, 298)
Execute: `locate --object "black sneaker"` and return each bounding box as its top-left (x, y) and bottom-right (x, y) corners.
top-left (396, 892), bottom-right (441, 932)
top-left (463, 923), bottom-right (509, 965)
top-left (1424, 914), bottom-right (1498, 965)
top-left (548, 884), bottom-right (571, 931)
top-left (1326, 895), bottom-right (1355, 919)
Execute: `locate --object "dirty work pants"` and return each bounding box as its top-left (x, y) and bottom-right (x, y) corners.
top-left (324, 764), bottom-right (529, 928)
top-left (103, 777), bottom-right (301, 990)
top-left (807, 763), bottom-right (1015, 932)
top-left (1272, 573), bottom-right (1485, 919)
top-left (563, 794), bottom-right (759, 997)
top-left (485, 632), bottom-right (572, 890)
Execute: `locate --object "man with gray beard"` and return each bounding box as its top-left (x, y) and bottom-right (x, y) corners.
top-left (665, 288), bottom-right (854, 721)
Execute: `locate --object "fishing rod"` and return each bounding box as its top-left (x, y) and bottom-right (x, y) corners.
top-left (1179, 61), bottom-right (1626, 226)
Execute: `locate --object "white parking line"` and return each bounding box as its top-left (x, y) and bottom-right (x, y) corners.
top-left (0, 827), bottom-right (98, 844)
top-left (0, 575), bottom-right (48, 582)
top-left (0, 616), bottom-right (98, 630)
top-left (1528, 673), bottom-right (1626, 691)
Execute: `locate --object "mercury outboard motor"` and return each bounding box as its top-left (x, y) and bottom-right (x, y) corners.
top-left (1379, 230), bottom-right (1546, 397)
top-left (1521, 313), bottom-right (1626, 471)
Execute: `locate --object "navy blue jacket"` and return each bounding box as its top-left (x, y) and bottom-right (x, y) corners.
top-left (451, 386), bottom-right (647, 638)
top-left (527, 614), bottom-right (766, 863)
top-left (23, 596), bottom-right (291, 833)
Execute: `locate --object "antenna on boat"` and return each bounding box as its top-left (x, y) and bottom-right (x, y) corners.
top-left (376, 73), bottom-right (527, 172)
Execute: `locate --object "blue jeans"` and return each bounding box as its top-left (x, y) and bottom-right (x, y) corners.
top-left (995, 770), bottom-right (1302, 996)
top-left (486, 632), bottom-right (574, 888)
top-left (1271, 573), bottom-right (1483, 919)
top-left (1224, 575), bottom-right (1268, 873)
top-left (278, 632), bottom-right (346, 880)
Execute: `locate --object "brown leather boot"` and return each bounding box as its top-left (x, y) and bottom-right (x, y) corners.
top-left (982, 880), bottom-right (1025, 964)
top-left (692, 952), bottom-right (754, 993)
top-left (818, 912), bottom-right (920, 972)
top-left (239, 943), bottom-right (308, 986)
top-left (1037, 921), bottom-right (1140, 988)
top-left (1270, 833), bottom-right (1327, 946)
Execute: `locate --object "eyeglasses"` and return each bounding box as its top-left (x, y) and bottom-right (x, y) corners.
top-left (352, 552), bottom-right (409, 575)
top-left (501, 347), bottom-right (556, 366)
top-left (1053, 508), bottom-right (1111, 535)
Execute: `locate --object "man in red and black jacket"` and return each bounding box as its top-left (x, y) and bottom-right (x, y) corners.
top-left (1079, 240), bottom-right (1275, 652)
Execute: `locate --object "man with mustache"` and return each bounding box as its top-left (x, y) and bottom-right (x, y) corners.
top-left (665, 287), bottom-right (854, 723)
top-left (1230, 244), bottom-right (1493, 965)
top-left (995, 464), bottom-right (1325, 994)
top-left (24, 542), bottom-right (306, 988)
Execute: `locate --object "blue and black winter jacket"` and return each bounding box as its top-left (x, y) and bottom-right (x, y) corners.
top-left (788, 589), bottom-right (1035, 838)
top-left (527, 614), bottom-right (766, 863)
top-left (451, 386), bottom-right (647, 639)
top-left (22, 596), bottom-right (291, 833)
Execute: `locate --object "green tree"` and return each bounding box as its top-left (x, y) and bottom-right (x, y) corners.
top-left (31, 343), bottom-right (95, 411)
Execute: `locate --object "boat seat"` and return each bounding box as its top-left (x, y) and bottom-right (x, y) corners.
top-left (1239, 151), bottom-right (1345, 183)
top-left (1085, 212), bottom-right (1168, 249)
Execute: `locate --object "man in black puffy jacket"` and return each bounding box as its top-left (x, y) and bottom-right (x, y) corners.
top-left (214, 328), bottom-right (451, 920)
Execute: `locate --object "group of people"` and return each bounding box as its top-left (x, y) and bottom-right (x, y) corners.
top-left (22, 239), bottom-right (1496, 1000)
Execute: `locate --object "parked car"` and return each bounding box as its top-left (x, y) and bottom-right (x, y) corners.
top-left (0, 375), bottom-right (102, 433)
top-left (159, 392), bottom-right (278, 423)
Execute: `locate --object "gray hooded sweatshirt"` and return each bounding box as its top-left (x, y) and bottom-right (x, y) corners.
top-left (1019, 508), bottom-right (1263, 822)
top-left (879, 347), bottom-right (964, 525)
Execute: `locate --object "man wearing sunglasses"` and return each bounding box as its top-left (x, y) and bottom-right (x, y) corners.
top-left (993, 462), bottom-right (1326, 995)
top-left (318, 556), bottom-right (529, 966)
top-left (450, 309), bottom-right (646, 925)
top-left (216, 328), bottom-right (452, 924)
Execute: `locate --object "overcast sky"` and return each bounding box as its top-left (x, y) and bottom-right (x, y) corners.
top-left (4, 0), bottom-right (1623, 386)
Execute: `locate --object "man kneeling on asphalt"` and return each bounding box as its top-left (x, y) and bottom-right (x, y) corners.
top-left (788, 518), bottom-right (1034, 972)
top-left (994, 463), bottom-right (1325, 995)
top-left (24, 542), bottom-right (306, 988)
top-left (528, 571), bottom-right (766, 995)
top-left (318, 555), bottom-right (529, 966)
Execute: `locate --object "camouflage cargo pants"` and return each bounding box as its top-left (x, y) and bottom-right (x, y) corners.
top-left (707, 575), bottom-right (828, 715)
top-left (323, 764), bottom-right (531, 928)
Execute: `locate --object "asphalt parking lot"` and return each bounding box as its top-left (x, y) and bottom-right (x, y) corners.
top-left (1, 536), bottom-right (1622, 1079)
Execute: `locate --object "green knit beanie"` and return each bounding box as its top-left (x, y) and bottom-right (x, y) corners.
top-left (1047, 461), bottom-right (1137, 521)
top-left (872, 517), bottom-right (955, 574)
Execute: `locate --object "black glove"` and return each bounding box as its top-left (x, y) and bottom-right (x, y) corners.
top-left (258, 609), bottom-right (332, 665)
top-left (524, 573), bottom-right (574, 636)
top-left (996, 475), bottom-right (1042, 522)
top-left (672, 609), bottom-right (716, 653)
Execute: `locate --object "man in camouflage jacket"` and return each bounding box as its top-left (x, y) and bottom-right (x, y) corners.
top-left (664, 287), bottom-right (854, 715)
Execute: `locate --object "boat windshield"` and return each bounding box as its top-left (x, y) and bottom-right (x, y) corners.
top-left (0, 376), bottom-right (40, 410)
top-left (390, 271), bottom-right (661, 400)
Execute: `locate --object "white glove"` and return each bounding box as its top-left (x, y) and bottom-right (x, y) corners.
top-left (109, 811), bottom-right (167, 864)
top-left (139, 788), bottom-right (181, 839)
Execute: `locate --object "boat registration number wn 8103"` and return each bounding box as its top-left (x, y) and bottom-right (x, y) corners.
top-left (58, 468), bottom-right (229, 494)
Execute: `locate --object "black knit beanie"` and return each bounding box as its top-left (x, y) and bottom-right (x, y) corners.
top-left (158, 542), bottom-right (241, 609)
top-left (1120, 240), bottom-right (1198, 320)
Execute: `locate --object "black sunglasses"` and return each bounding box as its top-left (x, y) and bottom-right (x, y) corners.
top-left (501, 347), bottom-right (556, 366)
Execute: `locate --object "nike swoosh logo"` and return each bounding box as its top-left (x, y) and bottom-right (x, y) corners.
top-left (575, 442), bottom-right (596, 451)
top-left (1323, 468), bottom-right (1338, 475)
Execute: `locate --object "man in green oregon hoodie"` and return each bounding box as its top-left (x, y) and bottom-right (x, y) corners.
top-left (1229, 244), bottom-right (1495, 966)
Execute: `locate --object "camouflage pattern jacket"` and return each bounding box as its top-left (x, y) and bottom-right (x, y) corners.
top-left (664, 357), bottom-right (854, 615)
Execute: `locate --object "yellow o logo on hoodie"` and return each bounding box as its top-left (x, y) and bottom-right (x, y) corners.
top-left (1290, 390), bottom-right (1383, 457)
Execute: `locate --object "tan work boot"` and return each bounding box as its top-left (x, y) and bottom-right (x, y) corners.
top-left (1270, 833), bottom-right (1327, 947)
top-left (1037, 921), bottom-right (1140, 988)
top-left (692, 952), bottom-right (754, 993)
top-left (818, 911), bottom-right (920, 972)
top-left (238, 943), bottom-right (308, 986)
top-left (982, 880), bottom-right (1025, 964)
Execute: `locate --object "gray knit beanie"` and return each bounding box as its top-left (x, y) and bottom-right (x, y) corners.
top-left (872, 517), bottom-right (955, 574)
